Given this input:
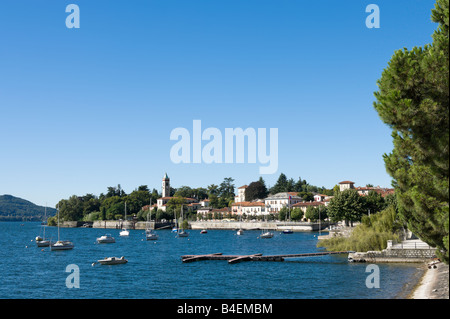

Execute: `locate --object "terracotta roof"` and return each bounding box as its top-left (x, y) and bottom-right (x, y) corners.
top-left (238, 185), bottom-right (248, 189)
top-left (339, 181), bottom-right (355, 184)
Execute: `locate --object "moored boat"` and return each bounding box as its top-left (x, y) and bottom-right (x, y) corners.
top-left (98, 256), bottom-right (128, 265)
top-left (97, 234), bottom-right (115, 243)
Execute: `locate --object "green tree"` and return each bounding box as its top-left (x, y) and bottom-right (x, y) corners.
top-left (373, 0), bottom-right (449, 262)
top-left (245, 181), bottom-right (268, 201)
top-left (363, 191), bottom-right (386, 215)
top-left (290, 207), bottom-right (304, 221)
top-left (270, 173), bottom-right (288, 193)
top-left (279, 206), bottom-right (289, 221)
top-left (327, 189), bottom-right (366, 226)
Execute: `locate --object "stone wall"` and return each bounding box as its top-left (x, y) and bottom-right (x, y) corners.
top-left (349, 247), bottom-right (436, 263)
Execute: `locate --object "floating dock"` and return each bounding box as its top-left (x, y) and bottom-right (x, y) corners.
top-left (181, 251), bottom-right (351, 264)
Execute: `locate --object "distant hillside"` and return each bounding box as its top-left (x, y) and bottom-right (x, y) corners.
top-left (0, 195), bottom-right (56, 221)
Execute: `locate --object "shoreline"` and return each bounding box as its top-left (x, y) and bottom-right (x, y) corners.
top-left (409, 262), bottom-right (449, 299)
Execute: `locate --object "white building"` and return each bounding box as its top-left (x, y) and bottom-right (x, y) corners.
top-left (231, 201), bottom-right (265, 216)
top-left (234, 185), bottom-right (247, 203)
top-left (264, 192), bottom-right (303, 214)
top-left (339, 181), bottom-right (355, 192)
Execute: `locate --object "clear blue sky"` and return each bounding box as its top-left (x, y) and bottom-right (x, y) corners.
top-left (0, 0), bottom-right (438, 207)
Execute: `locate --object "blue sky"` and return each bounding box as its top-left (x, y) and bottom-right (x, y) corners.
top-left (0, 0), bottom-right (438, 207)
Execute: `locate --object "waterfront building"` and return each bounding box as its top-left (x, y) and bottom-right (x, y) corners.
top-left (231, 201), bottom-right (266, 217)
top-left (264, 192), bottom-right (302, 214)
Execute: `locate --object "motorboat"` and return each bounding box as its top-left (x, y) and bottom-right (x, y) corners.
top-left (97, 234), bottom-right (116, 243)
top-left (51, 240), bottom-right (74, 251)
top-left (97, 256), bottom-right (128, 265)
top-left (260, 231), bottom-right (274, 239)
top-left (237, 229), bottom-right (244, 236)
top-left (119, 229), bottom-right (129, 236)
top-left (283, 229), bottom-right (294, 234)
top-left (200, 229), bottom-right (207, 234)
top-left (145, 229), bottom-right (159, 240)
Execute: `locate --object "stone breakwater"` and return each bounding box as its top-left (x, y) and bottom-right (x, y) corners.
top-left (348, 240), bottom-right (436, 263)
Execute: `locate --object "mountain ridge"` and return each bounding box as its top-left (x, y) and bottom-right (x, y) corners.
top-left (0, 194), bottom-right (56, 221)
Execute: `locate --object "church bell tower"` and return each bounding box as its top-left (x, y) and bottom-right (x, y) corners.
top-left (162, 173), bottom-right (170, 197)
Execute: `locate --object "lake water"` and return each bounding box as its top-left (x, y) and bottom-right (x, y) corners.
top-left (0, 222), bottom-right (423, 299)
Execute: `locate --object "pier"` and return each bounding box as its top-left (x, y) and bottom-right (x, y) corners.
top-left (181, 251), bottom-right (351, 264)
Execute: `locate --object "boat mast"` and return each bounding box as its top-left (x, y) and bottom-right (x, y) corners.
top-left (57, 204), bottom-right (60, 242)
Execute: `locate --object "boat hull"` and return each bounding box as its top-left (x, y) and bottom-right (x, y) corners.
top-left (98, 257), bottom-right (128, 265)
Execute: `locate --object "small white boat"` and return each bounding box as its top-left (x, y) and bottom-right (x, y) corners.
top-left (36, 206), bottom-right (52, 247)
top-left (51, 240), bottom-right (74, 251)
top-left (260, 231), bottom-right (274, 239)
top-left (36, 238), bottom-right (53, 247)
top-left (97, 234), bottom-right (115, 243)
top-left (98, 256), bottom-right (128, 265)
top-left (119, 229), bottom-right (129, 236)
top-left (177, 205), bottom-right (189, 237)
top-left (120, 202), bottom-right (130, 236)
top-left (200, 229), bottom-right (207, 234)
top-left (178, 230), bottom-right (189, 237)
top-left (145, 230), bottom-right (159, 240)
top-left (51, 205), bottom-right (74, 251)
top-left (145, 199), bottom-right (158, 240)
top-left (237, 229), bottom-right (244, 236)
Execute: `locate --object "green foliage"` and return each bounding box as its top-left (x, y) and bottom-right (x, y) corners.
top-left (327, 189), bottom-right (366, 226)
top-left (373, 0), bottom-right (449, 262)
top-left (318, 205), bottom-right (402, 252)
top-left (269, 173), bottom-right (332, 195)
top-left (245, 180), bottom-right (268, 201)
top-left (290, 207), bottom-right (304, 221)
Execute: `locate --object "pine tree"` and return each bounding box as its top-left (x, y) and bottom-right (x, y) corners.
top-left (373, 0), bottom-right (449, 262)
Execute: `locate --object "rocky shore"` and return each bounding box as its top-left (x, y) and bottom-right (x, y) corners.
top-left (410, 262), bottom-right (449, 299)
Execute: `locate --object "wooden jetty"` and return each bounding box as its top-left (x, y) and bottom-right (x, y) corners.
top-left (181, 251), bottom-right (351, 264)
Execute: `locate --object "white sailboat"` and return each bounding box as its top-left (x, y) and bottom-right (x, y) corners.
top-left (236, 213), bottom-right (244, 235)
top-left (259, 216), bottom-right (273, 239)
top-left (50, 205), bottom-right (74, 251)
top-left (145, 199), bottom-right (158, 240)
top-left (119, 202), bottom-right (130, 236)
top-left (177, 205), bottom-right (189, 237)
top-left (36, 205), bottom-right (53, 247)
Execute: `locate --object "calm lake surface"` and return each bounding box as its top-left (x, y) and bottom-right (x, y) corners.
top-left (0, 222), bottom-right (422, 299)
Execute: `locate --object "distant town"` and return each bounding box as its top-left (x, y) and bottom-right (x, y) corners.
top-left (142, 173), bottom-right (394, 222)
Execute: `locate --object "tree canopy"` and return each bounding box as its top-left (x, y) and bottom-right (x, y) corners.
top-left (373, 0), bottom-right (449, 262)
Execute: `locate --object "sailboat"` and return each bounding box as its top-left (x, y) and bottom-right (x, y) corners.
top-left (145, 199), bottom-right (158, 240)
top-left (50, 205), bottom-right (74, 251)
top-left (259, 215), bottom-right (273, 239)
top-left (177, 205), bottom-right (189, 237)
top-left (236, 213), bottom-right (244, 235)
top-left (119, 202), bottom-right (130, 236)
top-left (36, 205), bottom-right (53, 247)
